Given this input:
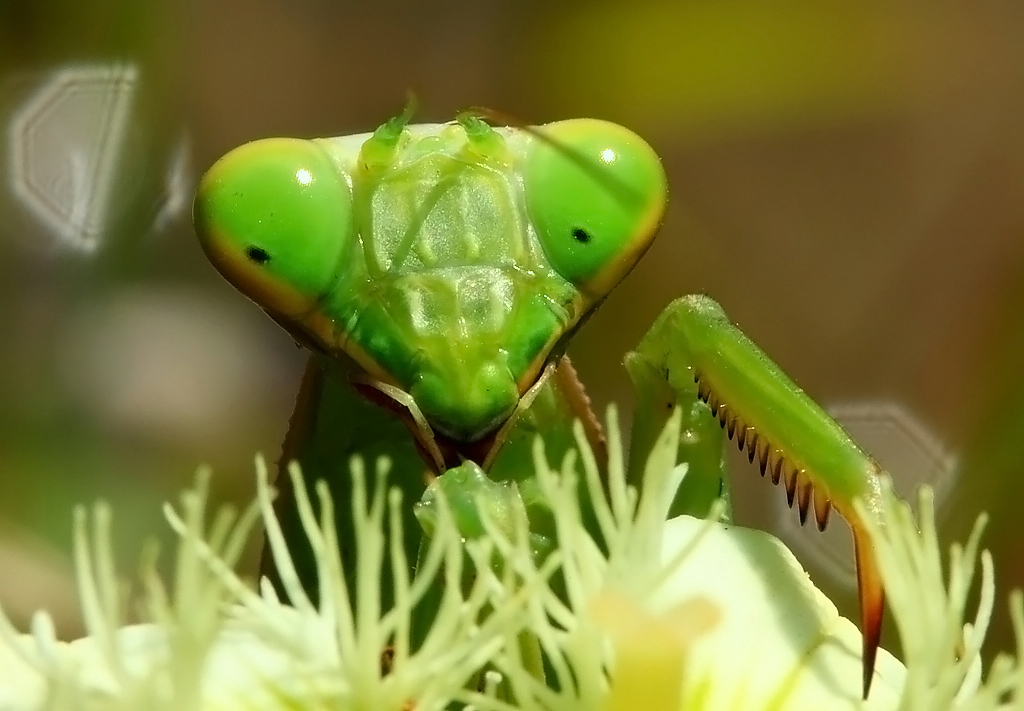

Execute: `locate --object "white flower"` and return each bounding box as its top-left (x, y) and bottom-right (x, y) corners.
top-left (0, 473), bottom-right (252, 710)
top-left (0, 407), bottom-right (1020, 711)
top-left (0, 460), bottom-right (530, 710)
top-left (473, 408), bottom-right (906, 711)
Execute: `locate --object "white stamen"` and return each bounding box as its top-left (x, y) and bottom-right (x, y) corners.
top-left (0, 412), bottom-right (1021, 710)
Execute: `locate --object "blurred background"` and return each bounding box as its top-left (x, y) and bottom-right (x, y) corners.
top-left (0, 0), bottom-right (1022, 662)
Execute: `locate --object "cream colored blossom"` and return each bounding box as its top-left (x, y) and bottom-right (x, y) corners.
top-left (471, 408), bottom-right (906, 711)
top-left (0, 409), bottom-right (1020, 711)
top-left (0, 461), bottom-right (530, 711)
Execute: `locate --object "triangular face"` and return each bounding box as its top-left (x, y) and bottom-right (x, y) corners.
top-left (194, 115), bottom-right (667, 442)
top-left (316, 127), bottom-right (585, 441)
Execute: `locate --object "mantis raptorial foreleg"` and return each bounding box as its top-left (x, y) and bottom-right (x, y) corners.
top-left (625, 294), bottom-right (886, 699)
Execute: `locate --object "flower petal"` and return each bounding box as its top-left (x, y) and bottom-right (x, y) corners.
top-left (654, 515), bottom-right (905, 710)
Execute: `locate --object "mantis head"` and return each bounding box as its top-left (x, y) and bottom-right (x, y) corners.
top-left (193, 116), bottom-right (667, 444)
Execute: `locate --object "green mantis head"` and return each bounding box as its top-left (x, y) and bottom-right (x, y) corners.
top-left (194, 115), bottom-right (667, 442)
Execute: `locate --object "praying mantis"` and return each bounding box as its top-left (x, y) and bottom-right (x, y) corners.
top-left (193, 106), bottom-right (888, 698)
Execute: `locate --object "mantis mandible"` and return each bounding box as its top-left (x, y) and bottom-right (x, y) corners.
top-left (193, 106), bottom-right (887, 698)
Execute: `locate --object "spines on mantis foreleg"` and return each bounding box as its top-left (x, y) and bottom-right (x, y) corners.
top-left (632, 293), bottom-right (886, 699)
top-left (696, 375), bottom-right (833, 530)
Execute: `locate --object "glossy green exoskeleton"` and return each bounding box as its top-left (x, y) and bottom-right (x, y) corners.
top-left (194, 108), bottom-right (887, 697)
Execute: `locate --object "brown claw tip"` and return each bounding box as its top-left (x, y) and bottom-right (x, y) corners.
top-left (854, 527), bottom-right (885, 699)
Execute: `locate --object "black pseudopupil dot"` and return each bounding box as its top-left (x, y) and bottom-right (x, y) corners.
top-left (572, 228), bottom-right (591, 243)
top-left (246, 246), bottom-right (270, 264)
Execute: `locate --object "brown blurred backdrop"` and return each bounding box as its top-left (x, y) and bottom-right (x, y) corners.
top-left (0, 0), bottom-right (1022, 661)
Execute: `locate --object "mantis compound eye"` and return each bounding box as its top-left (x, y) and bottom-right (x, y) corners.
top-left (524, 119), bottom-right (668, 299)
top-left (193, 137), bottom-right (353, 318)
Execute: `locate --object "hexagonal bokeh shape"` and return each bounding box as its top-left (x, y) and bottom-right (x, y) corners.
top-left (769, 401), bottom-right (958, 589)
top-left (8, 63), bottom-right (138, 253)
